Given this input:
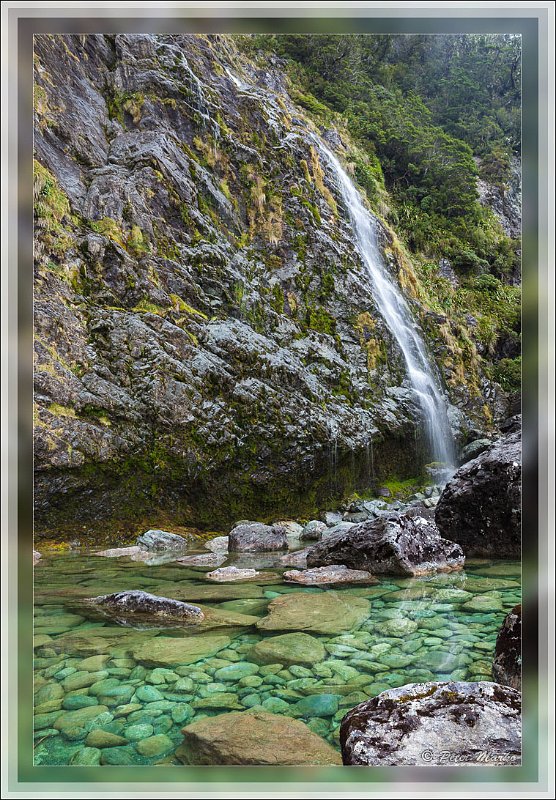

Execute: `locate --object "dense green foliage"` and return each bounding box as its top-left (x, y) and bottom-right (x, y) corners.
top-left (238, 33), bottom-right (521, 395)
top-left (240, 34), bottom-right (519, 266)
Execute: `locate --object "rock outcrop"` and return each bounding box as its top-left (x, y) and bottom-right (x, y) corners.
top-left (492, 604), bottom-right (521, 690)
top-left (305, 513), bottom-right (464, 576)
top-left (435, 430), bottom-right (521, 557)
top-left (340, 681), bottom-right (521, 766)
top-left (32, 33), bottom-right (472, 537)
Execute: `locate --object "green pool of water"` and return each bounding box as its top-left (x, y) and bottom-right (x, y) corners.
top-left (33, 550), bottom-right (521, 766)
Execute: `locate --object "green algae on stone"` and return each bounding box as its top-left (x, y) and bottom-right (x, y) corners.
top-left (249, 632), bottom-right (326, 666)
top-left (257, 593), bottom-right (370, 635)
top-left (133, 635), bottom-right (231, 667)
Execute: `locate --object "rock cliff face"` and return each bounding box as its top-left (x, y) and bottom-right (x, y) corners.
top-left (33, 34), bottom-right (484, 537)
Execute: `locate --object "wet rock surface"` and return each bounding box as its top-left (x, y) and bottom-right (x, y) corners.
top-left (32, 33), bottom-right (485, 537)
top-left (340, 681), bottom-right (521, 766)
top-left (89, 590), bottom-right (205, 624)
top-left (492, 604), bottom-right (521, 690)
top-left (283, 565), bottom-right (378, 586)
top-left (136, 530), bottom-right (190, 552)
top-left (435, 430), bottom-right (521, 557)
top-left (306, 513), bottom-right (464, 576)
top-left (228, 523), bottom-right (288, 553)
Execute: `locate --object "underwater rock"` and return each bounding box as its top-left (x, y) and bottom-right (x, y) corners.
top-left (133, 635), bottom-right (231, 667)
top-left (492, 604), bottom-right (521, 690)
top-left (283, 564), bottom-right (378, 586)
top-left (205, 566), bottom-right (273, 582)
top-left (228, 522), bottom-right (288, 552)
top-left (435, 430), bottom-right (521, 557)
top-left (257, 592), bottom-right (370, 635)
top-left (340, 681), bottom-right (521, 765)
top-left (96, 546), bottom-right (150, 561)
top-left (176, 710), bottom-right (342, 765)
top-left (306, 513), bottom-right (464, 576)
top-left (176, 553), bottom-right (226, 567)
top-left (249, 632), bottom-right (326, 666)
top-left (89, 590), bottom-right (205, 624)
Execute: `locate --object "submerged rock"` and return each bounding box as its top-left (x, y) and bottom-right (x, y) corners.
top-left (205, 566), bottom-right (273, 582)
top-left (133, 634), bottom-right (231, 667)
top-left (176, 552), bottom-right (226, 567)
top-left (283, 564), bottom-right (378, 586)
top-left (435, 430), bottom-right (521, 557)
top-left (136, 529), bottom-right (190, 552)
top-left (249, 632), bottom-right (326, 666)
top-left (340, 681), bottom-right (521, 765)
top-left (96, 546), bottom-right (150, 561)
top-left (228, 522), bottom-right (288, 552)
top-left (176, 711), bottom-right (341, 765)
top-left (257, 592), bottom-right (370, 634)
top-left (89, 590), bottom-right (205, 624)
top-left (492, 604), bottom-right (521, 690)
top-left (306, 513), bottom-right (464, 576)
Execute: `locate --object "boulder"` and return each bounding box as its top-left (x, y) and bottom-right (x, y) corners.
top-left (204, 536), bottom-right (229, 553)
top-left (459, 438), bottom-right (492, 464)
top-left (300, 520), bottom-right (327, 541)
top-left (249, 632), bottom-right (326, 666)
top-left (176, 711), bottom-right (341, 765)
top-left (492, 604), bottom-right (521, 690)
top-left (228, 522), bottom-right (288, 552)
top-left (306, 513), bottom-right (464, 576)
top-left (283, 564), bottom-right (378, 586)
top-left (33, 550), bottom-right (42, 565)
top-left (88, 590), bottom-right (204, 624)
top-left (136, 529), bottom-right (189, 552)
top-left (435, 431), bottom-right (521, 557)
top-left (340, 681), bottom-right (521, 766)
top-left (257, 592), bottom-right (370, 634)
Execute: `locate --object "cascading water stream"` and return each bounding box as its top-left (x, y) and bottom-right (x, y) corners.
top-left (314, 139), bottom-right (455, 472)
top-left (197, 64), bottom-right (455, 474)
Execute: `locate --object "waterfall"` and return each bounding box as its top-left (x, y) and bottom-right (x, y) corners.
top-left (316, 140), bottom-right (455, 471)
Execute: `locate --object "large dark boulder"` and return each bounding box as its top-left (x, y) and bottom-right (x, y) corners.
top-left (340, 681), bottom-right (521, 766)
top-left (228, 522), bottom-right (288, 552)
top-left (305, 513), bottom-right (464, 576)
top-left (435, 431), bottom-right (521, 557)
top-left (492, 604), bottom-right (521, 690)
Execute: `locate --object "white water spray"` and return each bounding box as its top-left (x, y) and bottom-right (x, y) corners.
top-left (316, 140), bottom-right (455, 470)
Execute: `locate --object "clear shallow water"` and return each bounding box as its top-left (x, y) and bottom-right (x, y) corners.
top-left (33, 550), bottom-right (521, 766)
